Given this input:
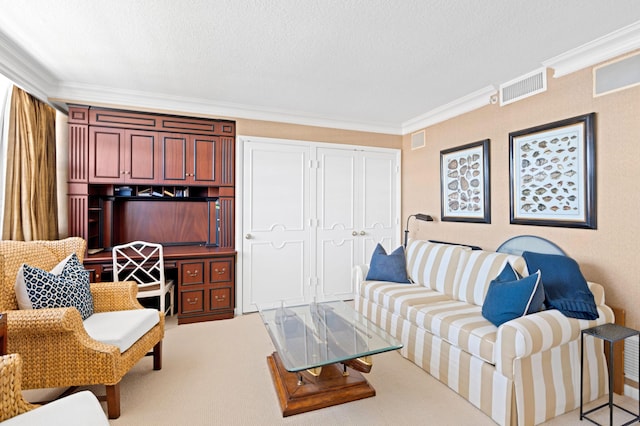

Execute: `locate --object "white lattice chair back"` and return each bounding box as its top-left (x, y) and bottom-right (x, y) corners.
top-left (112, 241), bottom-right (174, 316)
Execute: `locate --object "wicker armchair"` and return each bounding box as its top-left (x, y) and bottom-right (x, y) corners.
top-left (0, 237), bottom-right (165, 419)
top-left (0, 354), bottom-right (36, 421)
top-left (1, 353), bottom-right (108, 424)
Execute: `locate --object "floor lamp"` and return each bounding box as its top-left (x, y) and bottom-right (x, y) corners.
top-left (404, 213), bottom-right (434, 247)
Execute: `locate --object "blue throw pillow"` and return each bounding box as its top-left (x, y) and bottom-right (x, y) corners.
top-left (20, 253), bottom-right (94, 320)
top-left (494, 261), bottom-right (522, 282)
top-left (365, 244), bottom-right (410, 283)
top-left (482, 271), bottom-right (544, 327)
top-left (522, 251), bottom-right (598, 320)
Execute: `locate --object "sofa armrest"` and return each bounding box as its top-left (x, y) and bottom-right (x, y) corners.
top-left (7, 307), bottom-right (89, 336)
top-left (587, 281), bottom-right (605, 306)
top-left (6, 307), bottom-right (121, 389)
top-left (353, 265), bottom-right (369, 287)
top-left (6, 308), bottom-right (115, 351)
top-left (91, 281), bottom-right (144, 312)
top-left (495, 304), bottom-right (614, 379)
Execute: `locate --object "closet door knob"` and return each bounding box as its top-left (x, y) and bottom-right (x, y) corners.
top-left (360, 231), bottom-right (366, 236)
top-left (245, 234), bottom-right (252, 239)
top-left (352, 231), bottom-right (358, 236)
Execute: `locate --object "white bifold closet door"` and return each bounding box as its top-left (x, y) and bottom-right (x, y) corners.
top-left (241, 137), bottom-right (400, 313)
top-left (316, 147), bottom-right (397, 301)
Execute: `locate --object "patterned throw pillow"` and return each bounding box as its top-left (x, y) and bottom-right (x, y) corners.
top-left (16, 253), bottom-right (94, 320)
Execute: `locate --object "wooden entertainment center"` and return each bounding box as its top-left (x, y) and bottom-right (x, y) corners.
top-left (67, 105), bottom-right (236, 324)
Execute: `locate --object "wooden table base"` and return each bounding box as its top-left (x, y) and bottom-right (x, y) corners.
top-left (266, 352), bottom-right (376, 417)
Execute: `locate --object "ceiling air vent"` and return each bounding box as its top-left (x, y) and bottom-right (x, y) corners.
top-left (500, 68), bottom-right (547, 106)
top-left (411, 130), bottom-right (425, 150)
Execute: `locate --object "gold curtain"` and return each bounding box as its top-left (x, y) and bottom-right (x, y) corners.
top-left (2, 86), bottom-right (58, 241)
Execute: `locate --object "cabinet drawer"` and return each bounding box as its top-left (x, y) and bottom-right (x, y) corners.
top-left (181, 289), bottom-right (205, 314)
top-left (209, 259), bottom-right (232, 283)
top-left (210, 288), bottom-right (232, 310)
top-left (181, 262), bottom-right (205, 285)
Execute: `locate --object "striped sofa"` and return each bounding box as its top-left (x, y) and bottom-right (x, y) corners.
top-left (355, 239), bottom-right (614, 426)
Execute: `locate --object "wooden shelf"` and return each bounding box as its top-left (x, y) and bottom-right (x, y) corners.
top-left (67, 105), bottom-right (237, 323)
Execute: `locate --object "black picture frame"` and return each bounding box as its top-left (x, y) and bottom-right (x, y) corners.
top-left (440, 139), bottom-right (491, 223)
top-left (509, 112), bottom-right (596, 229)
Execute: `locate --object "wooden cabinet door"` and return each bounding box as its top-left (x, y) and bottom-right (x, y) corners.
top-left (178, 257), bottom-right (235, 320)
top-left (89, 127), bottom-right (125, 183)
top-left (125, 129), bottom-right (159, 184)
top-left (192, 135), bottom-right (219, 184)
top-left (207, 257), bottom-right (234, 313)
top-left (160, 133), bottom-right (190, 183)
top-left (160, 133), bottom-right (219, 185)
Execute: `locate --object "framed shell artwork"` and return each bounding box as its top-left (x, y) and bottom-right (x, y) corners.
top-left (509, 113), bottom-right (596, 229)
top-left (440, 139), bottom-right (491, 223)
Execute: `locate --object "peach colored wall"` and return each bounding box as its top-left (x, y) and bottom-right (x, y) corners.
top-left (402, 57), bottom-right (640, 328)
top-left (235, 118), bottom-right (402, 148)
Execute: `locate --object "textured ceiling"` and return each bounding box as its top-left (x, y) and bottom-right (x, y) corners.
top-left (0, 0), bottom-right (639, 133)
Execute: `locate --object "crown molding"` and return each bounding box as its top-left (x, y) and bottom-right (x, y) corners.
top-left (4, 20), bottom-right (639, 136)
top-left (401, 86), bottom-right (496, 135)
top-left (0, 29), bottom-right (56, 104)
top-left (544, 20), bottom-right (640, 78)
top-left (50, 82), bottom-right (403, 135)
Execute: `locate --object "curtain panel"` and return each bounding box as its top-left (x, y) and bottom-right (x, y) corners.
top-left (2, 86), bottom-right (58, 241)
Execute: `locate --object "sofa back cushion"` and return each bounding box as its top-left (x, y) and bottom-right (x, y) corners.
top-left (406, 240), bottom-right (470, 297)
top-left (455, 250), bottom-right (526, 305)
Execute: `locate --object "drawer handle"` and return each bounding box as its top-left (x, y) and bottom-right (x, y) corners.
top-left (214, 268), bottom-right (226, 275)
top-left (187, 270), bottom-right (199, 277)
top-left (215, 295), bottom-right (226, 301)
top-left (187, 297), bottom-right (199, 305)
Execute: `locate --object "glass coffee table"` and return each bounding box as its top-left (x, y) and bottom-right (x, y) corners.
top-left (259, 300), bottom-right (403, 416)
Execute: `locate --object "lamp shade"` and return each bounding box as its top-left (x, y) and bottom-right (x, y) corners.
top-left (414, 214), bottom-right (434, 222)
top-left (404, 213), bottom-right (434, 247)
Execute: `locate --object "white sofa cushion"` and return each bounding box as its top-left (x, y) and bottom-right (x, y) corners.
top-left (454, 250), bottom-right (526, 305)
top-left (360, 281), bottom-right (452, 318)
top-left (406, 240), bottom-right (470, 297)
top-left (83, 309), bottom-right (159, 353)
top-left (2, 391), bottom-right (108, 426)
top-left (408, 299), bottom-right (497, 364)
top-left (359, 280), bottom-right (497, 364)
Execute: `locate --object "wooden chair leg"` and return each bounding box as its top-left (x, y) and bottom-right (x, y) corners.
top-left (153, 340), bottom-right (162, 370)
top-left (106, 383), bottom-right (121, 419)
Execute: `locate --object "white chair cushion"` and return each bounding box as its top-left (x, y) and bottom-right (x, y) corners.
top-left (83, 309), bottom-right (159, 353)
top-left (2, 391), bottom-right (108, 426)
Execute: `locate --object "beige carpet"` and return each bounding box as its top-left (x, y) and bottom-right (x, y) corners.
top-left (27, 313), bottom-right (638, 425)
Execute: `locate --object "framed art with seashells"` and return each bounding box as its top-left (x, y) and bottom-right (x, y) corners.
top-left (509, 112), bottom-right (596, 229)
top-left (440, 139), bottom-right (490, 223)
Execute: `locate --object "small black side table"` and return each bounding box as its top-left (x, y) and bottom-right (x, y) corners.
top-left (581, 323), bottom-right (640, 426)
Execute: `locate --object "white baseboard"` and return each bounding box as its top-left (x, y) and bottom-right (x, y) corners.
top-left (625, 383), bottom-right (639, 401)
